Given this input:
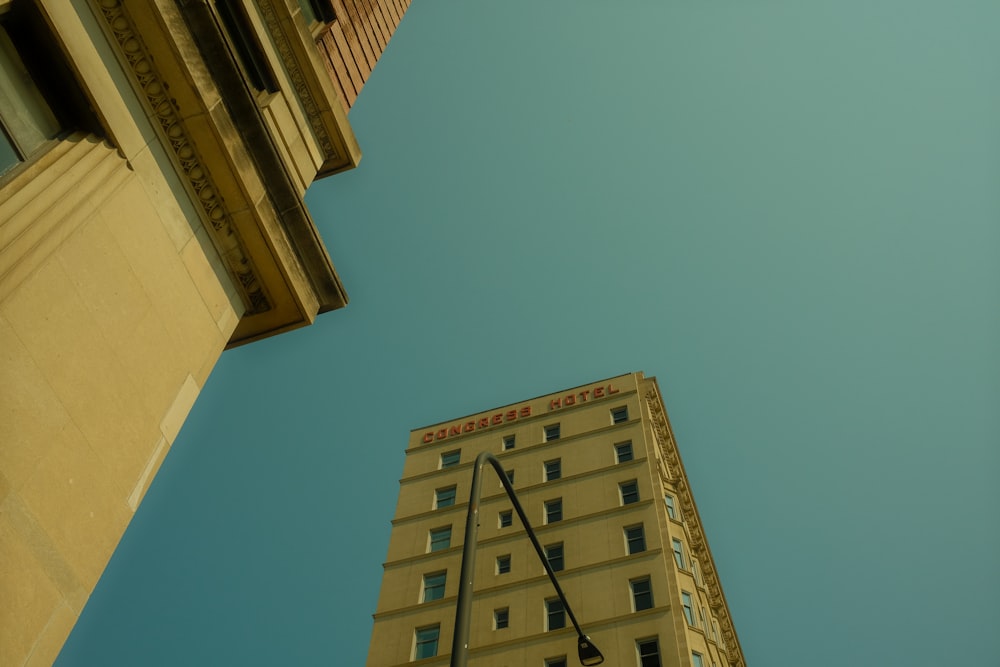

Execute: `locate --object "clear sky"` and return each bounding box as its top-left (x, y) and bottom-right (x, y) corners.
top-left (57, 1), bottom-right (999, 665)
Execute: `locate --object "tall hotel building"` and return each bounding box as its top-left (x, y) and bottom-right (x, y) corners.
top-left (367, 372), bottom-right (746, 667)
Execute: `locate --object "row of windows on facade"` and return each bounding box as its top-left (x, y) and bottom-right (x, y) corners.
top-left (413, 627), bottom-right (716, 667)
top-left (420, 563), bottom-right (717, 636)
top-left (436, 405), bottom-right (630, 469)
top-left (439, 438), bottom-right (636, 477)
top-left (428, 490), bottom-right (682, 552)
top-left (433, 477), bottom-right (643, 528)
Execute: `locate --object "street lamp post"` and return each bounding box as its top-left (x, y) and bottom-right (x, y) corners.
top-left (450, 451), bottom-right (604, 667)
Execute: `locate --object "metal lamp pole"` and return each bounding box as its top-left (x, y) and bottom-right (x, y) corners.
top-left (450, 451), bottom-right (604, 667)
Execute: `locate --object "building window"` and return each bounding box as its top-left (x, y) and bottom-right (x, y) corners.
top-left (544, 459), bottom-right (561, 481)
top-left (545, 658), bottom-right (567, 667)
top-left (615, 441), bottom-right (634, 463)
top-left (544, 499), bottom-right (563, 524)
top-left (440, 449), bottom-right (461, 468)
top-left (711, 619), bottom-right (720, 642)
top-left (545, 598), bottom-right (565, 631)
top-left (625, 525), bottom-right (646, 554)
top-left (691, 652), bottom-right (705, 667)
top-left (637, 638), bottom-right (661, 667)
top-left (671, 538), bottom-right (685, 570)
top-left (664, 494), bottom-right (678, 520)
top-left (544, 423), bottom-right (560, 441)
top-left (692, 559), bottom-right (701, 585)
top-left (296, 0), bottom-right (336, 24)
top-left (422, 572), bottom-right (446, 602)
top-left (494, 607), bottom-right (509, 630)
top-left (435, 486), bottom-right (457, 509)
top-left (429, 526), bottom-right (451, 552)
top-left (699, 606), bottom-right (707, 629)
top-left (496, 554), bottom-right (511, 574)
top-left (545, 543), bottom-right (564, 572)
top-left (681, 591), bottom-right (695, 626)
top-left (505, 469), bottom-right (514, 485)
top-left (499, 510), bottom-right (513, 528)
top-left (630, 577), bottom-right (654, 612)
top-left (611, 406), bottom-right (629, 424)
top-left (502, 434), bottom-right (516, 450)
top-left (620, 480), bottom-right (640, 505)
top-left (413, 625), bottom-right (440, 660)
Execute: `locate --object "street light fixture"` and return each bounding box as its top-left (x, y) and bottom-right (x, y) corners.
top-left (451, 451), bottom-right (604, 667)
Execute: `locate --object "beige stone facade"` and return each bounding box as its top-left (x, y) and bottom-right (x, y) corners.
top-left (0, 0), bottom-right (407, 664)
top-left (367, 373), bottom-right (746, 667)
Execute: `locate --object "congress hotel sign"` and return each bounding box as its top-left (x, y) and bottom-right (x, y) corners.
top-left (422, 383), bottom-right (621, 444)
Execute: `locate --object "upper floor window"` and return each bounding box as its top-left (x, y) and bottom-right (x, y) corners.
top-left (499, 509), bottom-right (513, 528)
top-left (611, 406), bottom-right (629, 424)
top-left (421, 572), bottom-right (446, 602)
top-left (544, 459), bottom-right (562, 481)
top-left (691, 652), bottom-right (705, 667)
top-left (496, 554), bottom-right (511, 574)
top-left (625, 525), bottom-right (646, 554)
top-left (440, 449), bottom-right (461, 468)
top-left (428, 526), bottom-right (451, 552)
top-left (435, 486), bottom-right (457, 509)
top-left (615, 441), bottom-right (634, 463)
top-left (664, 494), bottom-right (678, 520)
top-left (494, 607), bottom-right (509, 630)
top-left (545, 598), bottom-right (565, 631)
top-left (504, 469), bottom-right (515, 485)
top-left (681, 591), bottom-right (695, 626)
top-left (672, 538), bottom-right (686, 570)
top-left (637, 638), bottom-right (661, 667)
top-left (620, 480), bottom-right (640, 505)
top-left (502, 434), bottom-right (516, 450)
top-left (545, 543), bottom-right (564, 572)
top-left (413, 625), bottom-right (440, 660)
top-left (630, 577), bottom-right (654, 611)
top-left (544, 423), bottom-right (560, 441)
top-left (296, 0), bottom-right (336, 24)
top-left (214, 0), bottom-right (278, 93)
top-left (544, 498), bottom-right (563, 524)
top-left (545, 658), bottom-right (567, 667)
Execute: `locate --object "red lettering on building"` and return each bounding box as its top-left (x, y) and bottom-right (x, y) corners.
top-left (436, 429), bottom-right (448, 440)
top-left (479, 418), bottom-right (490, 429)
top-left (564, 394), bottom-right (576, 406)
top-left (608, 384), bottom-right (619, 394)
top-left (490, 413), bottom-right (501, 425)
top-left (593, 387), bottom-right (605, 398)
top-left (520, 406), bottom-right (532, 417)
top-left (579, 390), bottom-right (590, 402)
top-left (506, 410), bottom-right (517, 421)
top-left (449, 425), bottom-right (462, 437)
top-left (549, 398), bottom-right (561, 410)
top-left (463, 421), bottom-right (475, 433)
top-left (423, 432), bottom-right (434, 444)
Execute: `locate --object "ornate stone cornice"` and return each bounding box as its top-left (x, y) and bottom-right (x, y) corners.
top-left (645, 389), bottom-right (746, 667)
top-left (93, 0), bottom-right (270, 313)
top-left (255, 0), bottom-right (338, 161)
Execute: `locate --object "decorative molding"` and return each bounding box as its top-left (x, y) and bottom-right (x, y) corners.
top-left (93, 0), bottom-right (270, 313)
top-left (645, 390), bottom-right (746, 667)
top-left (256, 0), bottom-right (338, 161)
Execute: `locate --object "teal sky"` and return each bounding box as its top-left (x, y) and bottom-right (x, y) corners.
top-left (58, 2), bottom-right (999, 665)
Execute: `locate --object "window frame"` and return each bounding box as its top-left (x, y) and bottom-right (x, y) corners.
top-left (499, 509), bottom-right (513, 528)
top-left (435, 485), bottom-right (457, 509)
top-left (615, 441), bottom-right (634, 463)
top-left (664, 494), bottom-right (678, 520)
top-left (502, 434), bottom-right (516, 450)
top-left (636, 637), bottom-right (662, 667)
top-left (544, 458), bottom-right (562, 481)
top-left (544, 423), bottom-right (561, 441)
top-left (544, 658), bottom-right (568, 667)
top-left (440, 449), bottom-right (461, 468)
top-left (428, 526), bottom-right (451, 552)
top-left (545, 598), bottom-right (566, 631)
top-left (611, 406), bottom-right (629, 424)
top-left (413, 624), bottom-right (440, 660)
top-left (625, 524), bottom-right (646, 555)
top-left (544, 498), bottom-right (563, 524)
top-left (630, 576), bottom-right (654, 612)
top-left (620, 479), bottom-right (640, 505)
top-left (681, 591), bottom-right (695, 626)
top-left (421, 571), bottom-right (446, 603)
top-left (691, 652), bottom-right (705, 667)
top-left (496, 554), bottom-right (511, 574)
top-left (672, 537), bottom-right (686, 570)
top-left (494, 607), bottom-right (509, 630)
top-left (545, 542), bottom-right (564, 572)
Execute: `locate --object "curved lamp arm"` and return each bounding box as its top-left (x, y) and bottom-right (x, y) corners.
top-left (451, 451), bottom-right (604, 666)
